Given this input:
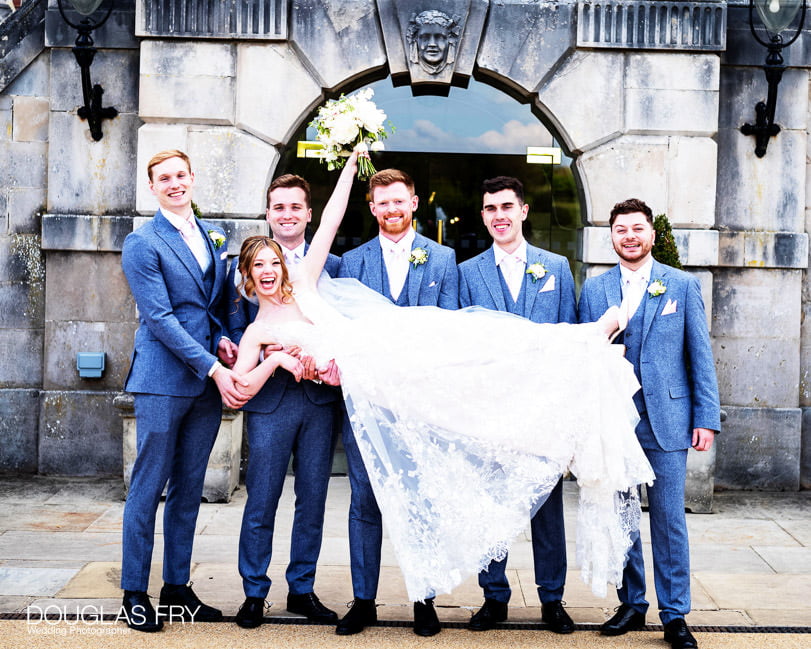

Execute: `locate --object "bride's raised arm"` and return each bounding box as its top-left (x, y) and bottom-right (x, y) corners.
top-left (298, 151), bottom-right (360, 287)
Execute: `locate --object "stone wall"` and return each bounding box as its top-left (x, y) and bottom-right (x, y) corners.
top-left (0, 0), bottom-right (809, 490)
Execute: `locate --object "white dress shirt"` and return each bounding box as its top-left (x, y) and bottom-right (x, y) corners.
top-left (280, 241), bottom-right (307, 267)
top-left (619, 257), bottom-right (653, 320)
top-left (380, 228), bottom-right (415, 301)
top-left (160, 208), bottom-right (211, 272)
top-left (493, 240), bottom-right (527, 302)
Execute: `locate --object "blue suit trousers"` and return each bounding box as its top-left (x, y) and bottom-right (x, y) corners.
top-left (121, 383), bottom-right (221, 591)
top-left (478, 477), bottom-right (567, 603)
top-left (238, 388), bottom-right (336, 598)
top-left (619, 415), bottom-right (690, 624)
top-left (340, 410), bottom-right (383, 600)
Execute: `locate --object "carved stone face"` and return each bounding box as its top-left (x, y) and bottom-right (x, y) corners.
top-left (416, 23), bottom-right (449, 67)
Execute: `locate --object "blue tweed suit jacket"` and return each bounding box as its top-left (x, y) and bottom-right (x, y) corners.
top-left (122, 210), bottom-right (229, 397)
top-left (337, 232), bottom-right (458, 309)
top-left (578, 260), bottom-right (721, 451)
top-left (225, 247), bottom-right (341, 413)
top-left (458, 244), bottom-right (577, 324)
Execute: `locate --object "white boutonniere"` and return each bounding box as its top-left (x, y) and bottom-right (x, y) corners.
top-left (409, 247), bottom-right (429, 267)
top-left (526, 262), bottom-right (547, 282)
top-left (207, 230), bottom-right (226, 250)
top-left (647, 279), bottom-right (666, 297)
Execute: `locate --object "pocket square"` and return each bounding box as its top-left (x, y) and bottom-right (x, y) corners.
top-left (661, 298), bottom-right (678, 315)
top-left (220, 251), bottom-right (228, 260)
top-left (539, 275), bottom-right (556, 293)
top-left (428, 281), bottom-right (437, 288)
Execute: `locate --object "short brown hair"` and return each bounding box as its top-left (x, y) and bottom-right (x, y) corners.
top-left (267, 174), bottom-right (311, 210)
top-left (147, 149), bottom-right (191, 182)
top-left (609, 198), bottom-right (653, 226)
top-left (237, 236), bottom-right (294, 304)
top-left (368, 168), bottom-right (415, 200)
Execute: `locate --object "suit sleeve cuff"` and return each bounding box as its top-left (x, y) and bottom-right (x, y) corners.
top-left (208, 361), bottom-right (221, 378)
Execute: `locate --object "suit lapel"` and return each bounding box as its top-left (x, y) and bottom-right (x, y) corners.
top-left (479, 247), bottom-right (507, 311)
top-left (199, 219), bottom-right (222, 307)
top-left (154, 211), bottom-right (206, 295)
top-left (641, 259), bottom-right (668, 344)
top-left (407, 234), bottom-right (429, 306)
top-left (522, 246), bottom-right (543, 317)
top-left (603, 264), bottom-right (623, 309)
top-left (363, 239), bottom-right (384, 295)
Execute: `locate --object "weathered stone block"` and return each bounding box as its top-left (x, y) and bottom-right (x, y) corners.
top-left (38, 390), bottom-right (122, 476)
top-left (685, 445), bottom-right (715, 513)
top-left (49, 48), bottom-right (140, 115)
top-left (719, 67), bottom-right (808, 133)
top-left (0, 233), bottom-right (45, 284)
top-left (0, 328), bottom-right (43, 389)
top-left (0, 389), bottom-right (39, 474)
top-left (0, 109), bottom-right (11, 143)
top-left (139, 40), bottom-right (235, 123)
top-left (476, 0), bottom-right (574, 96)
top-left (41, 214), bottom-right (133, 252)
top-left (2, 50), bottom-right (49, 98)
top-left (290, 0), bottom-right (386, 90)
top-left (717, 231), bottom-right (809, 269)
top-left (0, 281), bottom-right (44, 328)
top-left (186, 128), bottom-right (278, 217)
top-left (626, 53), bottom-right (720, 93)
top-left (537, 52), bottom-right (624, 154)
top-left (0, 140), bottom-right (47, 188)
top-left (8, 187), bottom-right (45, 235)
top-left (43, 251), bottom-right (134, 322)
top-left (712, 337), bottom-right (800, 409)
top-left (46, 112), bottom-right (139, 214)
top-left (714, 406), bottom-right (801, 491)
top-left (665, 137), bottom-right (717, 228)
top-left (235, 43), bottom-right (322, 146)
top-left (135, 123), bottom-right (189, 215)
top-left (712, 269), bottom-right (801, 340)
top-left (625, 88), bottom-right (719, 135)
top-left (118, 393), bottom-right (242, 502)
top-left (43, 320), bottom-right (136, 391)
top-left (580, 227), bottom-right (718, 268)
top-left (12, 95), bottom-right (48, 142)
top-left (802, 408), bottom-right (811, 490)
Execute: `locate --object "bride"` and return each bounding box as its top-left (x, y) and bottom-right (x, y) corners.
top-left (232, 153), bottom-right (655, 602)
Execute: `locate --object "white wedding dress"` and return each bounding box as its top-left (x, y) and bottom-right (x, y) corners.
top-left (260, 275), bottom-right (654, 602)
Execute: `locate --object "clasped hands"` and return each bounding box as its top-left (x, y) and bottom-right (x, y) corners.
top-left (264, 344), bottom-right (341, 386)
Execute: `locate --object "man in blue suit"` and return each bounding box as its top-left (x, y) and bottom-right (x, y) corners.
top-left (335, 168), bottom-right (458, 637)
top-left (226, 174), bottom-right (343, 629)
top-left (458, 176), bottom-right (576, 634)
top-left (120, 150), bottom-right (249, 632)
top-left (578, 198), bottom-right (720, 649)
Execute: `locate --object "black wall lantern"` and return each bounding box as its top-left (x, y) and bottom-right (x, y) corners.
top-left (57, 0), bottom-right (118, 141)
top-left (740, 0), bottom-right (807, 158)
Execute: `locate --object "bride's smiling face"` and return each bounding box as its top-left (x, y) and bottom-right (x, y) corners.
top-left (250, 246), bottom-right (284, 299)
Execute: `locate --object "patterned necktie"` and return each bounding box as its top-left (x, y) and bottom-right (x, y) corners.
top-left (501, 255), bottom-right (524, 302)
top-left (179, 217), bottom-right (209, 271)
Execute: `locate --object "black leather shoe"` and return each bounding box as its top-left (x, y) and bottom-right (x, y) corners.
top-left (413, 598), bottom-right (441, 637)
top-left (287, 592), bottom-right (338, 623)
top-left (335, 598), bottom-right (377, 635)
top-left (159, 583), bottom-right (223, 622)
top-left (467, 598), bottom-right (508, 631)
top-left (235, 597), bottom-right (265, 629)
top-left (541, 600), bottom-right (574, 634)
top-left (600, 603), bottom-right (646, 636)
top-left (121, 591), bottom-right (163, 632)
top-left (664, 618), bottom-right (698, 649)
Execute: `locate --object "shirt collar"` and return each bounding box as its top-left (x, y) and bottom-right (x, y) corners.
top-left (159, 207), bottom-right (195, 232)
top-left (620, 257), bottom-right (654, 285)
top-left (279, 240), bottom-right (307, 263)
top-left (379, 228), bottom-right (415, 255)
top-left (493, 240), bottom-right (527, 266)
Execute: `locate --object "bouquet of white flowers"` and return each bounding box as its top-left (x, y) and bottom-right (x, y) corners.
top-left (310, 88), bottom-right (391, 180)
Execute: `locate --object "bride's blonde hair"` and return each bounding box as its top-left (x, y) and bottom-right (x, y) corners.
top-left (237, 236), bottom-right (294, 303)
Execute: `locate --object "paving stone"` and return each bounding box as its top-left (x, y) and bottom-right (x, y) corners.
top-left (0, 566), bottom-right (79, 597)
top-left (57, 562), bottom-right (161, 599)
top-left (695, 573), bottom-right (811, 610)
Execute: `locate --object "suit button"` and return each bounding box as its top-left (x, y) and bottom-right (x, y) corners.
top-left (205, 335), bottom-right (210, 341)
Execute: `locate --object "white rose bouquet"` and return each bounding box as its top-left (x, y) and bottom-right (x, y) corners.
top-left (310, 89), bottom-right (391, 180)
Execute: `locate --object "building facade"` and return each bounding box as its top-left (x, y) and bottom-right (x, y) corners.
top-left (0, 0), bottom-right (808, 491)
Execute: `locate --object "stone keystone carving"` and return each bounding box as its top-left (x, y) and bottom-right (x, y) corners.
top-left (377, 0), bottom-right (488, 94)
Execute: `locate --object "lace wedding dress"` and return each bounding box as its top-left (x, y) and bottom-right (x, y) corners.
top-left (262, 275), bottom-right (654, 602)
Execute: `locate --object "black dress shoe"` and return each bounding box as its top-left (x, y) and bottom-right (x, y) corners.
top-left (468, 598), bottom-right (508, 631)
top-left (121, 590), bottom-right (163, 632)
top-left (600, 603), bottom-right (646, 636)
top-left (413, 598), bottom-right (441, 637)
top-left (664, 618), bottom-right (698, 649)
top-left (235, 597), bottom-right (265, 629)
top-left (287, 592), bottom-right (338, 623)
top-left (159, 583), bottom-right (224, 622)
top-left (541, 600), bottom-right (574, 634)
top-left (335, 598), bottom-right (377, 635)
